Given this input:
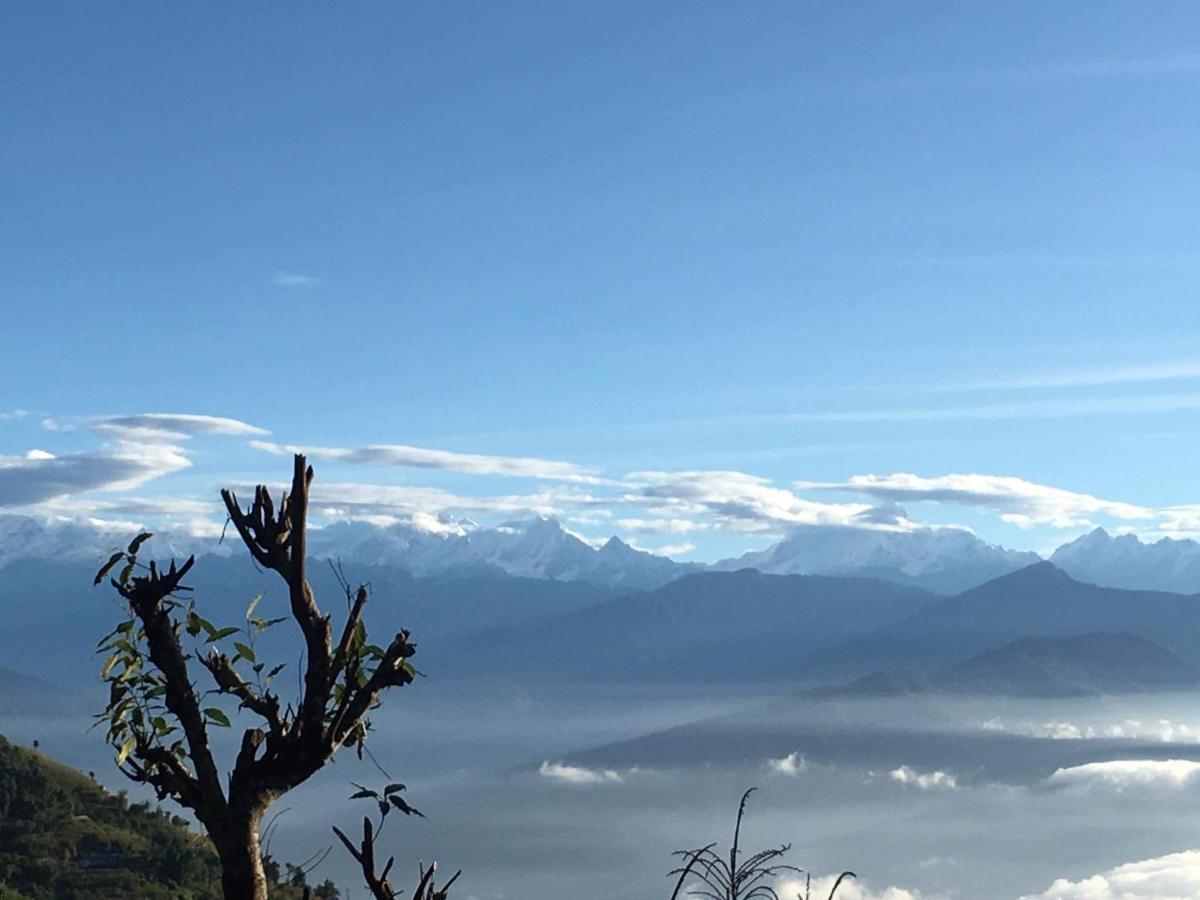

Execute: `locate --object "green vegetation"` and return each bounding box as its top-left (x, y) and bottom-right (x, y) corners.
top-left (0, 734), bottom-right (324, 899)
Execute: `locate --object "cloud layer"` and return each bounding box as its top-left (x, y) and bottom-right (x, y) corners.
top-left (803, 473), bottom-right (1153, 529)
top-left (1045, 759), bottom-right (1200, 792)
top-left (252, 440), bottom-right (603, 484)
top-left (1020, 849), bottom-right (1200, 900)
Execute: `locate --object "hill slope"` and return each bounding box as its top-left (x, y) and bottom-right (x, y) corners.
top-left (0, 734), bottom-right (222, 899)
top-left (865, 561), bottom-right (1200, 668)
top-left (448, 568), bottom-right (938, 681)
top-left (0, 735), bottom-right (317, 900)
top-left (816, 633), bottom-right (1200, 698)
top-left (941, 632), bottom-right (1199, 695)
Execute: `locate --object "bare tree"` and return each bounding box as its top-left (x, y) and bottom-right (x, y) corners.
top-left (95, 455), bottom-right (421, 899)
top-left (669, 789), bottom-right (855, 900)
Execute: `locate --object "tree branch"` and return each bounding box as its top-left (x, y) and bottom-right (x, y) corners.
top-left (116, 557), bottom-right (226, 821)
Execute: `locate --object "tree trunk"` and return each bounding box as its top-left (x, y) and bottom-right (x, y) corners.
top-left (215, 814), bottom-right (269, 900)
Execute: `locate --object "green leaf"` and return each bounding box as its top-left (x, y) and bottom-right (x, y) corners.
top-left (100, 653), bottom-right (121, 680)
top-left (206, 626), bottom-right (240, 642)
top-left (203, 707), bottom-right (231, 727)
top-left (118, 561), bottom-right (135, 586)
top-left (116, 736), bottom-right (136, 766)
top-left (233, 642), bottom-right (256, 663)
top-left (245, 592), bottom-right (264, 621)
top-left (192, 616), bottom-right (217, 639)
top-left (127, 532), bottom-right (153, 556)
top-left (265, 663), bottom-right (286, 682)
top-left (255, 616), bottom-right (287, 633)
top-left (95, 552), bottom-right (124, 586)
top-left (389, 794), bottom-right (424, 817)
top-left (383, 782), bottom-right (406, 796)
top-left (349, 788), bottom-right (377, 800)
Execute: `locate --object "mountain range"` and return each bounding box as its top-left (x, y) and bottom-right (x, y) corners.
top-left (446, 561), bottom-right (1200, 684)
top-left (813, 633), bottom-right (1200, 698)
top-left (712, 524), bottom-right (1040, 594)
top-left (9, 510), bottom-right (1200, 595)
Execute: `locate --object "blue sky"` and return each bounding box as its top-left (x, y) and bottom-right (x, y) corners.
top-left (4, 2), bottom-right (1200, 559)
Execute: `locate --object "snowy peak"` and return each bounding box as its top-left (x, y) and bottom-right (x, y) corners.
top-left (713, 525), bottom-right (1041, 594)
top-left (1050, 528), bottom-right (1200, 593)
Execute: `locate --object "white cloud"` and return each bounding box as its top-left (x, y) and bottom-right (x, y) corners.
top-left (803, 472), bottom-right (1155, 529)
top-left (1045, 759), bottom-right (1200, 792)
top-left (767, 751), bottom-right (807, 777)
top-left (0, 412), bottom-right (267, 509)
top-left (92, 413), bottom-right (268, 443)
top-left (963, 360), bottom-right (1200, 392)
top-left (0, 443), bottom-right (191, 506)
top-left (984, 719), bottom-right (1200, 744)
top-left (252, 440), bottom-right (603, 484)
top-left (1019, 849), bottom-right (1200, 900)
top-left (272, 271), bottom-right (320, 287)
top-left (654, 392), bottom-right (1200, 430)
top-left (296, 481), bottom-right (603, 523)
top-left (889, 766), bottom-right (957, 791)
top-left (777, 873), bottom-right (934, 900)
top-left (624, 470), bottom-right (903, 534)
top-left (651, 542), bottom-right (696, 558)
top-left (537, 761), bottom-right (622, 786)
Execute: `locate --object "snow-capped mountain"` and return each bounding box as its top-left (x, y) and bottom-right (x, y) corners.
top-left (1050, 527), bottom-right (1200, 593)
top-left (17, 510), bottom-right (1200, 596)
top-left (0, 513), bottom-right (693, 591)
top-left (0, 515), bottom-right (221, 570)
top-left (308, 516), bottom-right (693, 589)
top-left (712, 523), bottom-right (1041, 594)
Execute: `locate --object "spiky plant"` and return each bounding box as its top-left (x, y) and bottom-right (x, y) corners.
top-left (669, 789), bottom-right (855, 900)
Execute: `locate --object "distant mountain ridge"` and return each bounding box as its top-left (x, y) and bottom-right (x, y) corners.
top-left (815, 633), bottom-right (1200, 698)
top-left (0, 513), bottom-right (694, 591)
top-left (713, 523), bottom-right (1041, 594)
top-left (8, 512), bottom-right (1200, 596)
top-left (1051, 526), bottom-right (1200, 593)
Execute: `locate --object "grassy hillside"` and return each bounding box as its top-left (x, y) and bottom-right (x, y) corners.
top-left (0, 735), bottom-right (318, 899)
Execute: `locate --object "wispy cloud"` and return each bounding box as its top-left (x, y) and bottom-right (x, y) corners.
top-left (272, 271), bottom-right (320, 287)
top-left (802, 472), bottom-right (1155, 529)
top-left (1021, 53), bottom-right (1200, 82)
top-left (251, 440), bottom-right (604, 484)
top-left (0, 445), bottom-right (190, 506)
top-left (0, 412), bottom-right (268, 510)
top-left (961, 360), bottom-right (1200, 391)
top-left (93, 413), bottom-right (268, 442)
top-left (624, 470), bottom-right (900, 534)
top-left (1019, 849), bottom-right (1200, 900)
top-left (537, 761), bottom-right (623, 786)
top-left (266, 480), bottom-right (606, 524)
